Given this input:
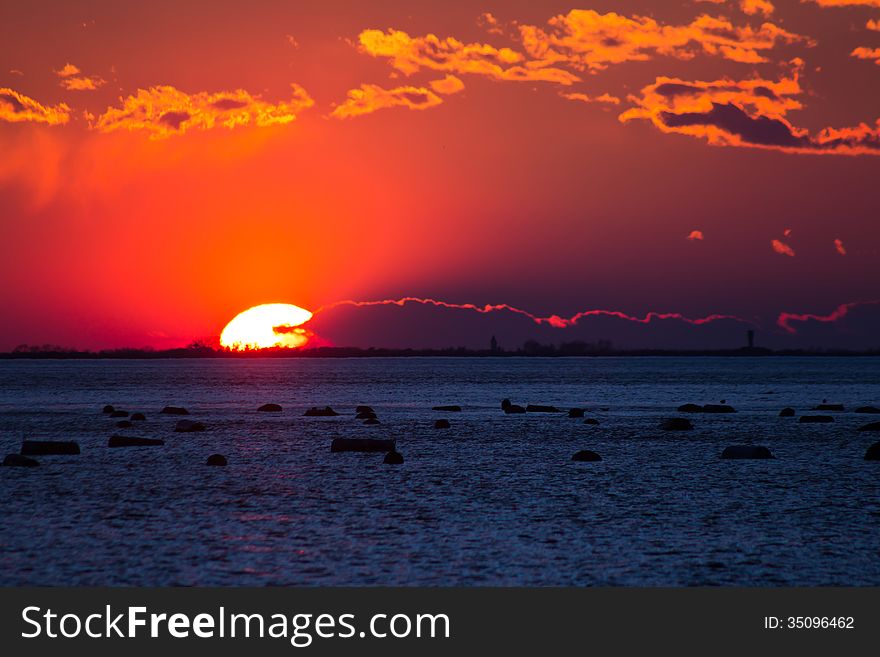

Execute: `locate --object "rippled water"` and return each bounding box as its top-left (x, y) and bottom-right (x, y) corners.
top-left (1, 357), bottom-right (879, 586)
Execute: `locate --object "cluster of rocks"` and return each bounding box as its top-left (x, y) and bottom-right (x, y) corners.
top-left (2, 403), bottom-right (229, 468)
top-left (7, 397), bottom-right (880, 471)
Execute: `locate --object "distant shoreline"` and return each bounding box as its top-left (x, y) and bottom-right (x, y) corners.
top-left (2, 346), bottom-right (879, 359)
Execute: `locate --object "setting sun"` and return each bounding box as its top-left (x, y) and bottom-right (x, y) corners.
top-left (219, 303), bottom-right (313, 351)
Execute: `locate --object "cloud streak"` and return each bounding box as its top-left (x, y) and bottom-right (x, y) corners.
top-left (560, 91), bottom-right (621, 105)
top-left (777, 300), bottom-right (880, 333)
top-left (313, 297), bottom-right (749, 329)
top-left (771, 239), bottom-right (796, 256)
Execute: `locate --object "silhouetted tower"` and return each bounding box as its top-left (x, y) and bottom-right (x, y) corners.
top-left (747, 330), bottom-right (755, 349)
top-left (490, 335), bottom-right (499, 353)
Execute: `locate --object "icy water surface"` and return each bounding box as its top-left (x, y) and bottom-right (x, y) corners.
top-left (1, 357), bottom-right (879, 586)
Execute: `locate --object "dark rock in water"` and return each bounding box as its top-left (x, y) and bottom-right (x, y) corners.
top-left (814, 403), bottom-right (844, 411)
top-left (304, 406), bottom-right (338, 417)
top-left (799, 415), bottom-right (833, 424)
top-left (110, 410), bottom-right (129, 418)
top-left (571, 450), bottom-right (602, 462)
top-left (721, 445), bottom-right (774, 459)
top-left (865, 442), bottom-right (880, 460)
top-left (130, 412), bottom-right (146, 421)
top-left (3, 453), bottom-right (39, 467)
top-left (702, 404), bottom-right (736, 414)
top-left (384, 450), bottom-right (404, 464)
top-left (568, 408), bottom-right (585, 418)
top-left (161, 406), bottom-right (189, 415)
top-left (258, 403), bottom-right (282, 412)
top-left (857, 422), bottom-right (880, 432)
top-left (677, 403), bottom-right (703, 413)
top-left (526, 404), bottom-right (560, 413)
top-left (331, 438), bottom-right (395, 453)
top-left (432, 405), bottom-right (461, 412)
top-left (356, 411), bottom-right (377, 420)
top-left (356, 405), bottom-right (375, 414)
top-left (779, 407), bottom-right (795, 417)
top-left (206, 454), bottom-right (228, 466)
top-left (504, 404), bottom-right (526, 414)
top-left (855, 406), bottom-right (880, 414)
top-left (21, 440), bottom-right (80, 456)
top-left (583, 418), bottom-right (600, 425)
top-left (175, 419), bottom-right (206, 432)
top-left (115, 420), bottom-right (133, 429)
top-left (434, 419), bottom-right (450, 429)
top-left (501, 398), bottom-right (511, 410)
top-left (102, 405), bottom-right (115, 414)
top-left (108, 435), bottom-right (164, 448)
top-left (660, 418), bottom-right (693, 431)
top-left (363, 418), bottom-right (381, 425)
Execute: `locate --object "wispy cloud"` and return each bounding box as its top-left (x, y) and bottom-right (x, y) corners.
top-left (331, 83), bottom-right (444, 119)
top-left (741, 0), bottom-right (775, 16)
top-left (0, 87), bottom-right (70, 125)
top-left (620, 61), bottom-right (880, 155)
top-left (560, 91), bottom-right (621, 105)
top-left (94, 84), bottom-right (313, 138)
top-left (686, 230), bottom-right (704, 240)
top-left (429, 74), bottom-right (466, 95)
top-left (851, 46), bottom-right (880, 64)
top-left (55, 62), bottom-right (105, 91)
top-left (518, 9), bottom-right (807, 70)
top-left (357, 28), bottom-right (579, 85)
top-left (834, 238), bottom-right (847, 255)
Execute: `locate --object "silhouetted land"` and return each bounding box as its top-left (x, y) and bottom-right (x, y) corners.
top-left (2, 341), bottom-right (879, 358)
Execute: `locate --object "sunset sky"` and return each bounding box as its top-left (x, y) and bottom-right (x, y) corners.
top-left (1, 0), bottom-right (879, 350)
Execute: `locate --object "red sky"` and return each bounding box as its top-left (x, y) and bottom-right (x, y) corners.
top-left (1, 0), bottom-right (879, 350)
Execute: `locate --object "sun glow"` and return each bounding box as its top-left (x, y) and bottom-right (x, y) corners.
top-left (219, 303), bottom-right (313, 350)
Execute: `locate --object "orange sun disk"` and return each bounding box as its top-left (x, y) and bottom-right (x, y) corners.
top-left (219, 303), bottom-right (314, 351)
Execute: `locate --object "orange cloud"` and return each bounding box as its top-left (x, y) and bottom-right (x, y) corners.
top-left (851, 46), bottom-right (880, 64)
top-left (331, 83), bottom-right (444, 119)
top-left (518, 10), bottom-right (806, 71)
top-left (771, 239), bottom-right (796, 256)
top-left (94, 83), bottom-right (313, 138)
top-left (0, 87), bottom-right (70, 125)
top-left (741, 0), bottom-right (775, 15)
top-left (560, 91), bottom-right (621, 105)
top-left (429, 74), bottom-right (466, 95)
top-left (55, 62), bottom-right (105, 91)
top-left (357, 28), bottom-right (579, 85)
top-left (868, 19), bottom-right (880, 30)
top-left (477, 12), bottom-right (504, 35)
top-left (686, 230), bottom-right (704, 240)
top-left (620, 61), bottom-right (880, 155)
top-left (834, 238), bottom-right (847, 255)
